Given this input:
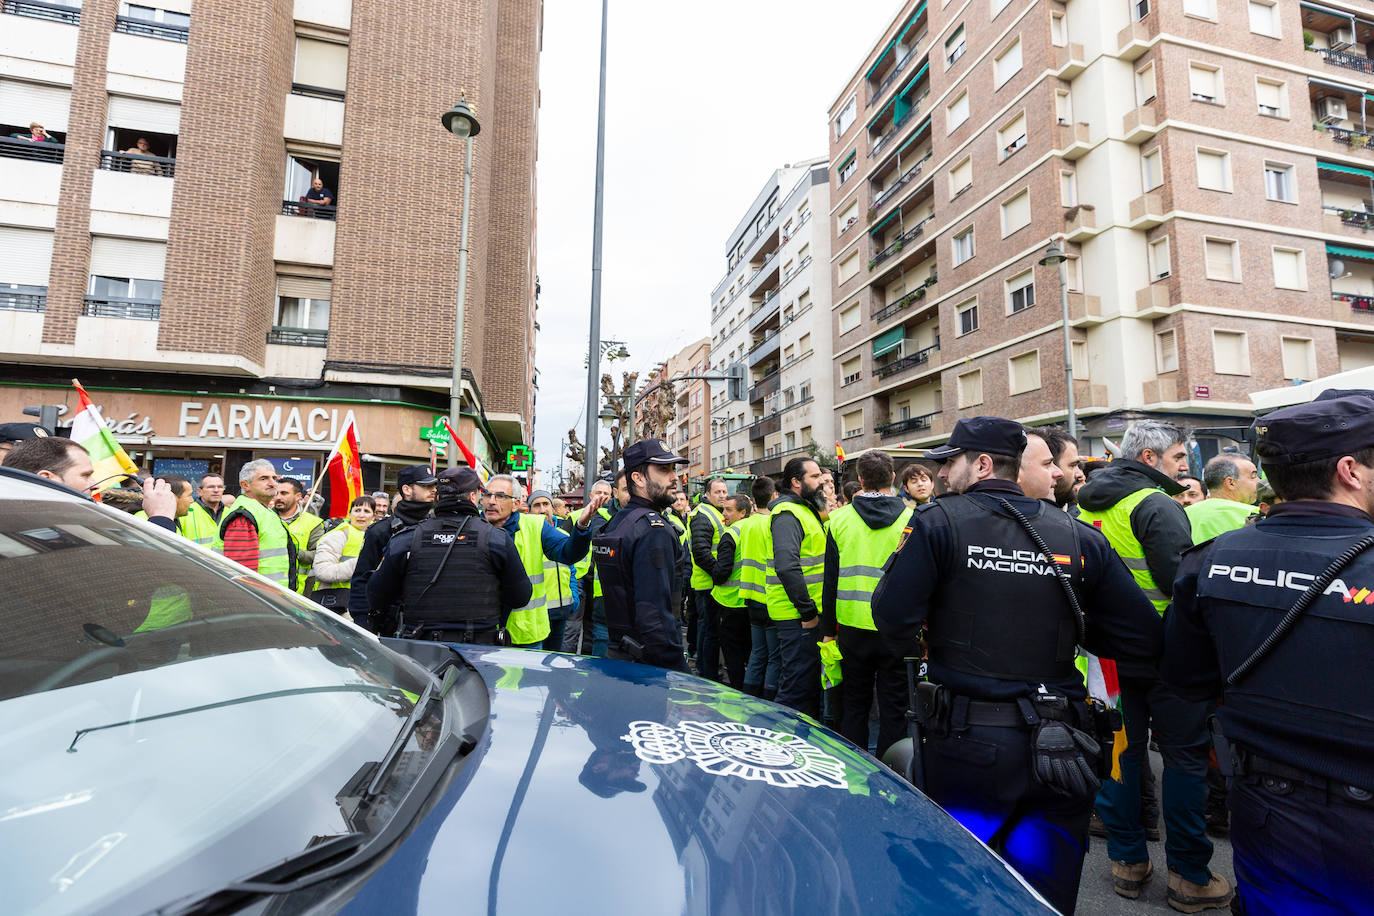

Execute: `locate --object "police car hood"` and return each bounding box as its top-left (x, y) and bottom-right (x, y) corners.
top-left (341, 648), bottom-right (1053, 915)
top-left (851, 493), bottom-right (910, 528)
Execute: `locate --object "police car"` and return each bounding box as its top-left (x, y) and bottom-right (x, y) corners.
top-left (0, 467), bottom-right (1052, 914)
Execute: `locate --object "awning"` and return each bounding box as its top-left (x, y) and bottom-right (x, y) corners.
top-left (864, 39), bottom-right (897, 80)
top-left (1328, 243), bottom-right (1374, 262)
top-left (874, 326), bottom-right (905, 357)
top-left (835, 150), bottom-right (855, 176)
top-left (896, 1), bottom-right (926, 45)
top-left (1318, 161), bottom-right (1374, 179)
top-left (1309, 75), bottom-right (1365, 97)
top-left (870, 209), bottom-right (901, 236)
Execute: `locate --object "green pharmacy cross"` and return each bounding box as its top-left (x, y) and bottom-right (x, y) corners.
top-left (506, 444), bottom-right (533, 471)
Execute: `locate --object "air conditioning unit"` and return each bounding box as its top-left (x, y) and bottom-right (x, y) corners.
top-left (1329, 26), bottom-right (1355, 51)
top-left (1319, 96), bottom-right (1349, 123)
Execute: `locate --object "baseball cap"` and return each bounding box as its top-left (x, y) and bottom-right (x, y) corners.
top-left (925, 416), bottom-right (1027, 462)
top-left (397, 465), bottom-right (439, 487)
top-left (621, 438), bottom-right (689, 468)
top-left (436, 466), bottom-right (486, 494)
top-left (1252, 396), bottom-right (1374, 465)
top-left (0, 422), bottom-right (49, 445)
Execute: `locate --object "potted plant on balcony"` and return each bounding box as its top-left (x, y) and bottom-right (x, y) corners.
top-left (1304, 30), bottom-right (1315, 48)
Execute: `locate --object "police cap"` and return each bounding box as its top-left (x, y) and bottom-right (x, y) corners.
top-left (621, 438), bottom-right (689, 469)
top-left (0, 422), bottom-right (49, 445)
top-left (925, 416), bottom-right (1027, 462)
top-left (1252, 395), bottom-right (1374, 465)
top-left (436, 466), bottom-right (486, 494)
top-left (397, 465), bottom-right (439, 487)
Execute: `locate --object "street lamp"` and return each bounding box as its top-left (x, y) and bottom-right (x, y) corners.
top-left (442, 95), bottom-right (481, 467)
top-left (1038, 239), bottom-right (1078, 440)
top-left (582, 0), bottom-right (611, 500)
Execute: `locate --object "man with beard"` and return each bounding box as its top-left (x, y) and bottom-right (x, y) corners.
top-left (593, 439), bottom-right (690, 670)
top-left (352, 465), bottom-right (438, 632)
top-left (1038, 426), bottom-right (1085, 512)
top-left (766, 456), bottom-right (829, 718)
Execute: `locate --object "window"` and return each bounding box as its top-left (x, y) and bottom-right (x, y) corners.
top-left (1051, 10), bottom-right (1068, 46)
top-left (1188, 63), bottom-right (1222, 104)
top-left (841, 356), bottom-right (861, 385)
top-left (838, 252), bottom-right (860, 284)
top-left (1248, 0), bottom-right (1278, 37)
top-left (1064, 255), bottom-right (1082, 291)
top-left (1149, 237), bottom-right (1171, 280)
top-left (837, 152), bottom-right (857, 184)
top-left (798, 332), bottom-right (811, 354)
top-left (1009, 351), bottom-right (1041, 394)
top-left (835, 96), bottom-right (856, 137)
top-left (88, 237), bottom-right (166, 308)
top-left (992, 0), bottom-right (1013, 14)
top-left (1142, 148), bottom-right (1162, 190)
top-left (1281, 337), bottom-right (1315, 381)
top-left (842, 410), bottom-right (864, 438)
top-left (1136, 61), bottom-right (1157, 104)
top-left (1264, 161), bottom-right (1294, 202)
top-left (1156, 329), bottom-right (1179, 372)
top-left (284, 153), bottom-right (340, 212)
top-left (293, 37), bottom-right (349, 95)
top-left (998, 113), bottom-right (1027, 159)
top-left (839, 302), bottom-right (861, 333)
top-left (1184, 0), bottom-right (1216, 19)
top-left (957, 369), bottom-right (983, 407)
top-left (947, 91), bottom-right (969, 132)
top-left (1001, 190), bottom-right (1031, 236)
top-left (837, 200), bottom-right (859, 234)
top-left (274, 276), bottom-right (331, 334)
top-left (1060, 169), bottom-right (1078, 206)
top-left (1255, 78), bottom-right (1286, 117)
top-left (949, 157), bottom-right (973, 195)
top-left (1205, 237), bottom-right (1239, 281)
top-left (1055, 89), bottom-right (1073, 126)
top-left (1272, 247), bottom-right (1306, 290)
top-left (1196, 148), bottom-right (1231, 191)
top-left (957, 298), bottom-right (979, 335)
top-left (1007, 271), bottom-right (1035, 313)
top-left (994, 37), bottom-right (1023, 87)
top-left (1132, 0), bottom-right (1150, 20)
top-left (953, 228), bottom-right (975, 266)
top-left (945, 24), bottom-right (966, 68)
top-left (1072, 341), bottom-right (1090, 380)
top-left (1213, 330), bottom-right (1250, 375)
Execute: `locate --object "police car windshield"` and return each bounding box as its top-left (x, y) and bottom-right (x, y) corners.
top-left (0, 490), bottom-right (439, 915)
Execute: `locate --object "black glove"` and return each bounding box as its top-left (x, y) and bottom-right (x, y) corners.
top-left (1031, 720), bottom-right (1102, 799)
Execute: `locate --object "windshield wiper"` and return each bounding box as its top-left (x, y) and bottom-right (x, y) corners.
top-left (363, 663), bottom-right (456, 797)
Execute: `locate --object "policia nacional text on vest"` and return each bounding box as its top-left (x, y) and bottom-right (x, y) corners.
top-left (399, 515), bottom-right (504, 640)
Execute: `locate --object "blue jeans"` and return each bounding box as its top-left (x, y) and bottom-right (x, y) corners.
top-left (773, 618), bottom-right (821, 719)
top-left (744, 622), bottom-right (780, 691)
top-left (1096, 675), bottom-right (1214, 885)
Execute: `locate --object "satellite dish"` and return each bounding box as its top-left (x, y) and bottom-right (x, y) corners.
top-left (1330, 258), bottom-right (1346, 278)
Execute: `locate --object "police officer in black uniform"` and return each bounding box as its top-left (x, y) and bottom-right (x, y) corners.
top-left (594, 438), bottom-right (690, 671)
top-left (1164, 394), bottom-right (1374, 915)
top-left (366, 466), bottom-right (531, 643)
top-left (872, 417), bottom-right (1163, 914)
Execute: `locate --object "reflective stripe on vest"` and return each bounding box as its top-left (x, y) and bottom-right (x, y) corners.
top-left (592, 507), bottom-right (611, 598)
top-left (543, 516), bottom-right (576, 611)
top-left (689, 502), bottom-right (725, 590)
top-left (284, 510), bottom-right (323, 592)
top-left (734, 511), bottom-right (771, 600)
top-left (765, 501), bottom-right (826, 621)
top-left (1077, 487), bottom-right (1169, 613)
top-left (179, 501), bottom-right (220, 548)
top-left (710, 524), bottom-right (746, 609)
top-left (317, 524), bottom-right (367, 590)
top-left (218, 495), bottom-right (293, 589)
top-left (827, 502), bottom-right (913, 630)
top-left (508, 512), bottom-right (551, 644)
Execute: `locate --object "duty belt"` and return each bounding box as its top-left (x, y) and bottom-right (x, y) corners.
top-left (956, 696), bottom-right (1078, 728)
top-left (1238, 748), bottom-right (1373, 805)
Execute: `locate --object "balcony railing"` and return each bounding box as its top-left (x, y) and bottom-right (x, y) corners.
top-left (0, 284), bottom-right (46, 312)
top-left (1314, 47), bottom-right (1374, 75)
top-left (1335, 291), bottom-right (1374, 312)
top-left (1318, 124), bottom-right (1374, 150)
top-left (870, 92), bottom-right (928, 159)
top-left (870, 153), bottom-right (931, 214)
top-left (869, 40), bottom-right (923, 107)
top-left (870, 217), bottom-right (932, 270)
top-left (748, 413), bottom-right (782, 440)
top-left (290, 83), bottom-right (346, 102)
top-left (2, 0), bottom-right (79, 24)
top-left (748, 370), bottom-right (780, 403)
top-left (0, 135), bottom-right (64, 164)
top-left (1324, 205), bottom-right (1374, 230)
top-left (872, 274), bottom-right (937, 322)
top-left (82, 296), bottom-right (161, 320)
top-left (876, 411), bottom-right (939, 438)
top-left (874, 339), bottom-right (940, 380)
top-left (267, 326), bottom-right (328, 347)
top-left (114, 14), bottom-right (188, 42)
top-left (282, 199), bottom-right (338, 220)
top-left (99, 149), bottom-right (176, 177)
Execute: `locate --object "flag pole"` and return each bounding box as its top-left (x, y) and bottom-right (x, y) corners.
top-left (306, 418), bottom-right (351, 514)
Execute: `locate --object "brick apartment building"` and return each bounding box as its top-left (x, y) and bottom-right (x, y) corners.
top-left (827, 0), bottom-right (1374, 464)
top-left (660, 337), bottom-right (712, 480)
top-left (0, 0), bottom-right (540, 490)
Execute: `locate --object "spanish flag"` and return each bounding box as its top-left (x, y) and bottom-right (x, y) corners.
top-left (323, 417), bottom-right (364, 518)
top-left (836, 442), bottom-right (847, 463)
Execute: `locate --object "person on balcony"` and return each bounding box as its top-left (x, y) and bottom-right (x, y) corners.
top-left (122, 137), bottom-right (160, 175)
top-left (303, 177), bottom-right (335, 215)
top-left (15, 122), bottom-right (53, 143)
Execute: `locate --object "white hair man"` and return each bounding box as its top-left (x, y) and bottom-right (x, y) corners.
top-left (218, 458), bottom-right (297, 590)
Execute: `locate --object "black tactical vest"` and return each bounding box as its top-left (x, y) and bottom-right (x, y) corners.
top-left (925, 495), bottom-right (1082, 682)
top-left (593, 506), bottom-right (653, 642)
top-left (401, 514), bottom-right (502, 624)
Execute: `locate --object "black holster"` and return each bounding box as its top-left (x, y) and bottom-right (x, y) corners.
top-left (915, 681), bottom-right (950, 738)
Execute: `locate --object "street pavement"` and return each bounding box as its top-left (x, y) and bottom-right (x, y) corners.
top-left (1076, 750), bottom-right (1236, 915)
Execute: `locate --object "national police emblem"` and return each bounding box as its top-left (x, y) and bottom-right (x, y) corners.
top-left (621, 720), bottom-right (848, 789)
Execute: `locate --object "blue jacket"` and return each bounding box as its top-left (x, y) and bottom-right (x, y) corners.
top-left (500, 510), bottom-right (592, 566)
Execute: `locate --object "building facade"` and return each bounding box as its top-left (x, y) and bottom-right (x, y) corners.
top-left (661, 337), bottom-right (711, 480)
top-left (709, 159), bottom-right (835, 479)
top-left (827, 0), bottom-right (1374, 461)
top-left (0, 0), bottom-right (540, 490)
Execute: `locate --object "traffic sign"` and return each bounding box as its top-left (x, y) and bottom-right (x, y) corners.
top-left (506, 444), bottom-right (533, 471)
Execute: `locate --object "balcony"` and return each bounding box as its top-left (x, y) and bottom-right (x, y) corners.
top-left (749, 455), bottom-right (784, 478)
top-left (748, 413), bottom-right (782, 441)
top-left (876, 411), bottom-right (939, 439)
top-left (747, 330), bottom-right (781, 367)
top-left (114, 14), bottom-right (188, 42)
top-left (1121, 104), bottom-right (1160, 144)
top-left (874, 339), bottom-right (939, 381)
top-left (1128, 191), bottom-right (1165, 229)
top-left (1336, 291), bottom-right (1374, 313)
top-left (1135, 284), bottom-right (1171, 315)
top-left (869, 40), bottom-right (923, 108)
top-left (1117, 13), bottom-right (1156, 61)
top-left (870, 94), bottom-right (929, 160)
top-left (282, 199), bottom-right (337, 221)
top-left (267, 326), bottom-right (327, 347)
top-left (748, 288), bottom-right (781, 332)
top-left (1063, 204), bottom-right (1097, 242)
top-left (82, 296), bottom-right (160, 320)
top-left (1324, 205), bottom-right (1374, 233)
top-left (1316, 124), bottom-right (1374, 152)
top-left (1056, 121), bottom-right (1092, 159)
top-left (0, 284), bottom-right (45, 312)
top-left (870, 217), bottom-right (931, 270)
top-left (1069, 292), bottom-right (1105, 322)
top-left (2, 0), bottom-right (79, 24)
top-left (1313, 47), bottom-right (1374, 76)
top-left (1053, 43), bottom-right (1086, 79)
top-left (0, 135), bottom-right (64, 164)
top-left (869, 152), bottom-right (931, 216)
top-left (99, 149), bottom-right (176, 177)
top-left (872, 273), bottom-right (938, 323)
top-left (748, 370), bottom-right (780, 403)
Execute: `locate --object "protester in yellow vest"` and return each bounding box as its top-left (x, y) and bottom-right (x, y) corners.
top-left (218, 459), bottom-right (296, 589)
top-left (484, 474), bottom-right (605, 648)
top-left (179, 472), bottom-right (227, 548)
top-left (738, 475), bottom-right (778, 699)
top-left (529, 488), bottom-right (578, 651)
top-left (274, 478), bottom-right (324, 593)
top-left (134, 473), bottom-right (194, 530)
top-left (310, 496), bottom-right (374, 611)
top-left (766, 456), bottom-right (828, 719)
top-left (1185, 454), bottom-right (1260, 543)
top-left (708, 493), bottom-right (753, 689)
top-left (688, 477), bottom-right (729, 681)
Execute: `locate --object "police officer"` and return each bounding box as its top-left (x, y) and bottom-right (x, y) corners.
top-left (872, 417), bottom-right (1164, 915)
top-left (351, 465), bottom-right (439, 631)
top-left (366, 467), bottom-right (531, 643)
top-left (593, 438), bottom-right (690, 671)
top-left (1164, 395), bottom-right (1374, 915)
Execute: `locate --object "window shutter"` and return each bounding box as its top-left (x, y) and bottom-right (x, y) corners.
top-left (1003, 192), bottom-right (1030, 233)
top-left (1255, 80), bottom-right (1282, 109)
top-left (0, 227), bottom-right (55, 285)
top-left (294, 38), bottom-right (349, 91)
top-left (1205, 240), bottom-right (1234, 279)
top-left (0, 80), bottom-right (71, 132)
top-left (951, 159), bottom-right (972, 190)
top-left (107, 96), bottom-right (181, 134)
top-left (1189, 66), bottom-right (1216, 98)
top-left (90, 237), bottom-right (166, 280)
top-left (1197, 151), bottom-right (1227, 189)
top-left (276, 276), bottom-right (332, 300)
top-left (1272, 249), bottom-right (1302, 288)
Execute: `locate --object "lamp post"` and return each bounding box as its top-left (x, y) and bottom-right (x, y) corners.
top-left (441, 95), bottom-right (481, 468)
top-left (582, 0), bottom-right (610, 500)
top-left (1038, 239), bottom-right (1078, 440)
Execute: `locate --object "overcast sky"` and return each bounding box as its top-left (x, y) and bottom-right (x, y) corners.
top-left (531, 1), bottom-right (896, 486)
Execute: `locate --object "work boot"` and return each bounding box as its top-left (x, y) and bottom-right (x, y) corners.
top-left (1112, 860), bottom-right (1154, 899)
top-left (1167, 870), bottom-right (1234, 913)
